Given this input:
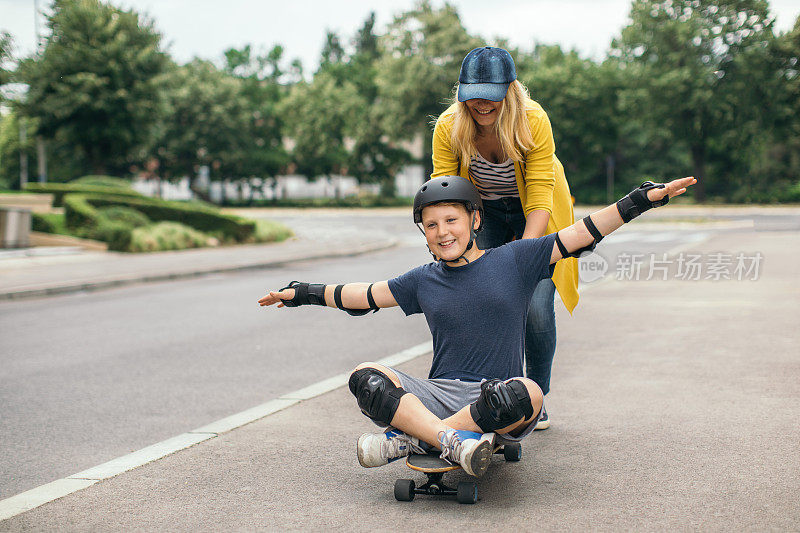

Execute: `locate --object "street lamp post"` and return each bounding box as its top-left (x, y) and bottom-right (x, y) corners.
top-left (33, 0), bottom-right (47, 183)
top-left (19, 119), bottom-right (28, 189)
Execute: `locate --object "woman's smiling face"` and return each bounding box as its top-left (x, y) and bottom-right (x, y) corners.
top-left (464, 98), bottom-right (503, 128)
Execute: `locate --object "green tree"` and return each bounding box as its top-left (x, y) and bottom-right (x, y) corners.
top-left (517, 45), bottom-right (626, 203)
top-left (614, 0), bottom-right (778, 201)
top-left (376, 2), bottom-right (482, 179)
top-left (222, 45), bottom-right (291, 176)
top-left (280, 70), bottom-right (361, 182)
top-left (281, 18), bottom-right (412, 195)
top-left (18, 0), bottom-right (169, 175)
top-left (157, 60), bottom-right (263, 182)
top-left (0, 31), bottom-right (13, 88)
top-left (765, 15), bottom-right (800, 200)
top-left (342, 13), bottom-right (411, 195)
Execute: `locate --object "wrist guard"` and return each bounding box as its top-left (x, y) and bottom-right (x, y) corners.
top-left (279, 281), bottom-right (326, 307)
top-left (616, 181), bottom-right (669, 222)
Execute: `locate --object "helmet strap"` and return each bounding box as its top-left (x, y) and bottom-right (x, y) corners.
top-left (449, 211), bottom-right (478, 266)
top-left (416, 223), bottom-right (440, 262)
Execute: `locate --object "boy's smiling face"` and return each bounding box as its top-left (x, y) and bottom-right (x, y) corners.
top-left (420, 202), bottom-right (482, 264)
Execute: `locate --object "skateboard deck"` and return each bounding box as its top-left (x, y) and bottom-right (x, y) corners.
top-left (407, 452), bottom-right (463, 473)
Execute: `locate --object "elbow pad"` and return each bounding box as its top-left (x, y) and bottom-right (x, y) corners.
top-left (555, 215), bottom-right (604, 259)
top-left (333, 284), bottom-right (380, 316)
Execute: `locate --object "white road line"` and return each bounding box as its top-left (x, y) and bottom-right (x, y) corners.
top-left (0, 479), bottom-right (98, 522)
top-left (189, 398), bottom-right (300, 435)
top-left (0, 341), bottom-right (432, 522)
top-left (67, 433), bottom-right (217, 481)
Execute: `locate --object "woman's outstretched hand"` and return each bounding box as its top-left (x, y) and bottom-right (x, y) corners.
top-left (647, 176), bottom-right (697, 202)
top-left (258, 288), bottom-right (296, 308)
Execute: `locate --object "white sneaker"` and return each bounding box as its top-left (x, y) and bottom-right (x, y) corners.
top-left (357, 428), bottom-right (425, 468)
top-left (437, 429), bottom-right (494, 477)
top-left (534, 405), bottom-right (550, 430)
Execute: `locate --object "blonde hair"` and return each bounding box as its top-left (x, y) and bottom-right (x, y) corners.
top-left (449, 80), bottom-right (535, 164)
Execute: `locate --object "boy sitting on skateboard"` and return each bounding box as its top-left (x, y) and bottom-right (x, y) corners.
top-left (258, 175), bottom-right (696, 477)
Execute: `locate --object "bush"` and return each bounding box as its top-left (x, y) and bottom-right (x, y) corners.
top-left (129, 222), bottom-right (208, 252)
top-left (780, 181), bottom-right (800, 203)
top-left (59, 194), bottom-right (132, 250)
top-left (24, 183), bottom-right (143, 206)
top-left (31, 212), bottom-right (69, 235)
top-left (77, 194), bottom-right (256, 242)
top-left (96, 206), bottom-right (151, 228)
top-left (72, 175), bottom-right (135, 190)
top-left (252, 219), bottom-right (293, 243)
top-left (93, 218), bottom-right (134, 251)
top-left (63, 193), bottom-right (99, 231)
top-left (59, 192), bottom-right (291, 251)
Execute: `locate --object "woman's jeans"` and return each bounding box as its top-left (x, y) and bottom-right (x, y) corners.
top-left (476, 197), bottom-right (557, 396)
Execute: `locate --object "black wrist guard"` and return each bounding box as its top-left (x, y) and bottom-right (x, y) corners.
top-left (616, 181), bottom-right (669, 222)
top-left (279, 281), bottom-right (326, 307)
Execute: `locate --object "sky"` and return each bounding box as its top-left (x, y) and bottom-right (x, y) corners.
top-left (2, 0), bottom-right (799, 72)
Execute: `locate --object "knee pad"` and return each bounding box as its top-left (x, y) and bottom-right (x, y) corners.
top-left (348, 368), bottom-right (407, 426)
top-left (470, 379), bottom-right (534, 433)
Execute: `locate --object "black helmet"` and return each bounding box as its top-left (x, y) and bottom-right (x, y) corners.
top-left (412, 176), bottom-right (483, 229)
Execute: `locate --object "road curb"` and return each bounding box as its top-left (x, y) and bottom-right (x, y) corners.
top-left (0, 239), bottom-right (398, 301)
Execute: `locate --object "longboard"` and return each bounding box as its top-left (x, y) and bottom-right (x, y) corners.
top-left (394, 440), bottom-right (522, 504)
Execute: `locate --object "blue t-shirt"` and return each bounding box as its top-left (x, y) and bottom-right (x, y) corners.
top-left (388, 234), bottom-right (557, 381)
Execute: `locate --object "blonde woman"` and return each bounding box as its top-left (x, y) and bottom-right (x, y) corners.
top-left (431, 46), bottom-right (579, 429)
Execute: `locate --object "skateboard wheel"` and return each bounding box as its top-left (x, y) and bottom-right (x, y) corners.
top-left (457, 482), bottom-right (478, 504)
top-left (394, 479), bottom-right (415, 501)
top-left (503, 443), bottom-right (522, 462)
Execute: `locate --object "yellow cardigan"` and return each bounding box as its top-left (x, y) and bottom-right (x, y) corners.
top-left (431, 98), bottom-right (579, 313)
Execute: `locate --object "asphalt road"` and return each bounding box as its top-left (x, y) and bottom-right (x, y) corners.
top-left (0, 210), bottom-right (787, 502)
top-left (3, 214), bottom-right (798, 531)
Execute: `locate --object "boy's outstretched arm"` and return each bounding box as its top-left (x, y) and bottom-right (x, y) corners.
top-left (549, 177), bottom-right (697, 264)
top-left (258, 280), bottom-right (398, 312)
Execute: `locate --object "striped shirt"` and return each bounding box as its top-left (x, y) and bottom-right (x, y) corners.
top-left (468, 153), bottom-right (518, 200)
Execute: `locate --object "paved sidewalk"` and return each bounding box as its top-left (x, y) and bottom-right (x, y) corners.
top-left (2, 226), bottom-right (797, 530)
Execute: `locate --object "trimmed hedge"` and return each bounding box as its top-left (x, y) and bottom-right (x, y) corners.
top-left (72, 175), bottom-right (136, 190)
top-left (97, 206), bottom-right (151, 228)
top-left (129, 222), bottom-right (208, 253)
top-left (64, 193), bottom-right (256, 244)
top-left (24, 183), bottom-right (144, 206)
top-left (62, 194), bottom-right (133, 250)
top-left (31, 212), bottom-right (68, 235)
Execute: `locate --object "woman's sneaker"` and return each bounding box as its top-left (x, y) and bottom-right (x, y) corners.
top-left (437, 429), bottom-right (494, 478)
top-left (357, 428), bottom-right (426, 468)
top-left (534, 405), bottom-right (550, 430)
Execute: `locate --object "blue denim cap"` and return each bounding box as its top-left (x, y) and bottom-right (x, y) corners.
top-left (457, 46), bottom-right (516, 102)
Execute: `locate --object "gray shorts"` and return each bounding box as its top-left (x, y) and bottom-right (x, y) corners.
top-left (389, 366), bottom-right (540, 443)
